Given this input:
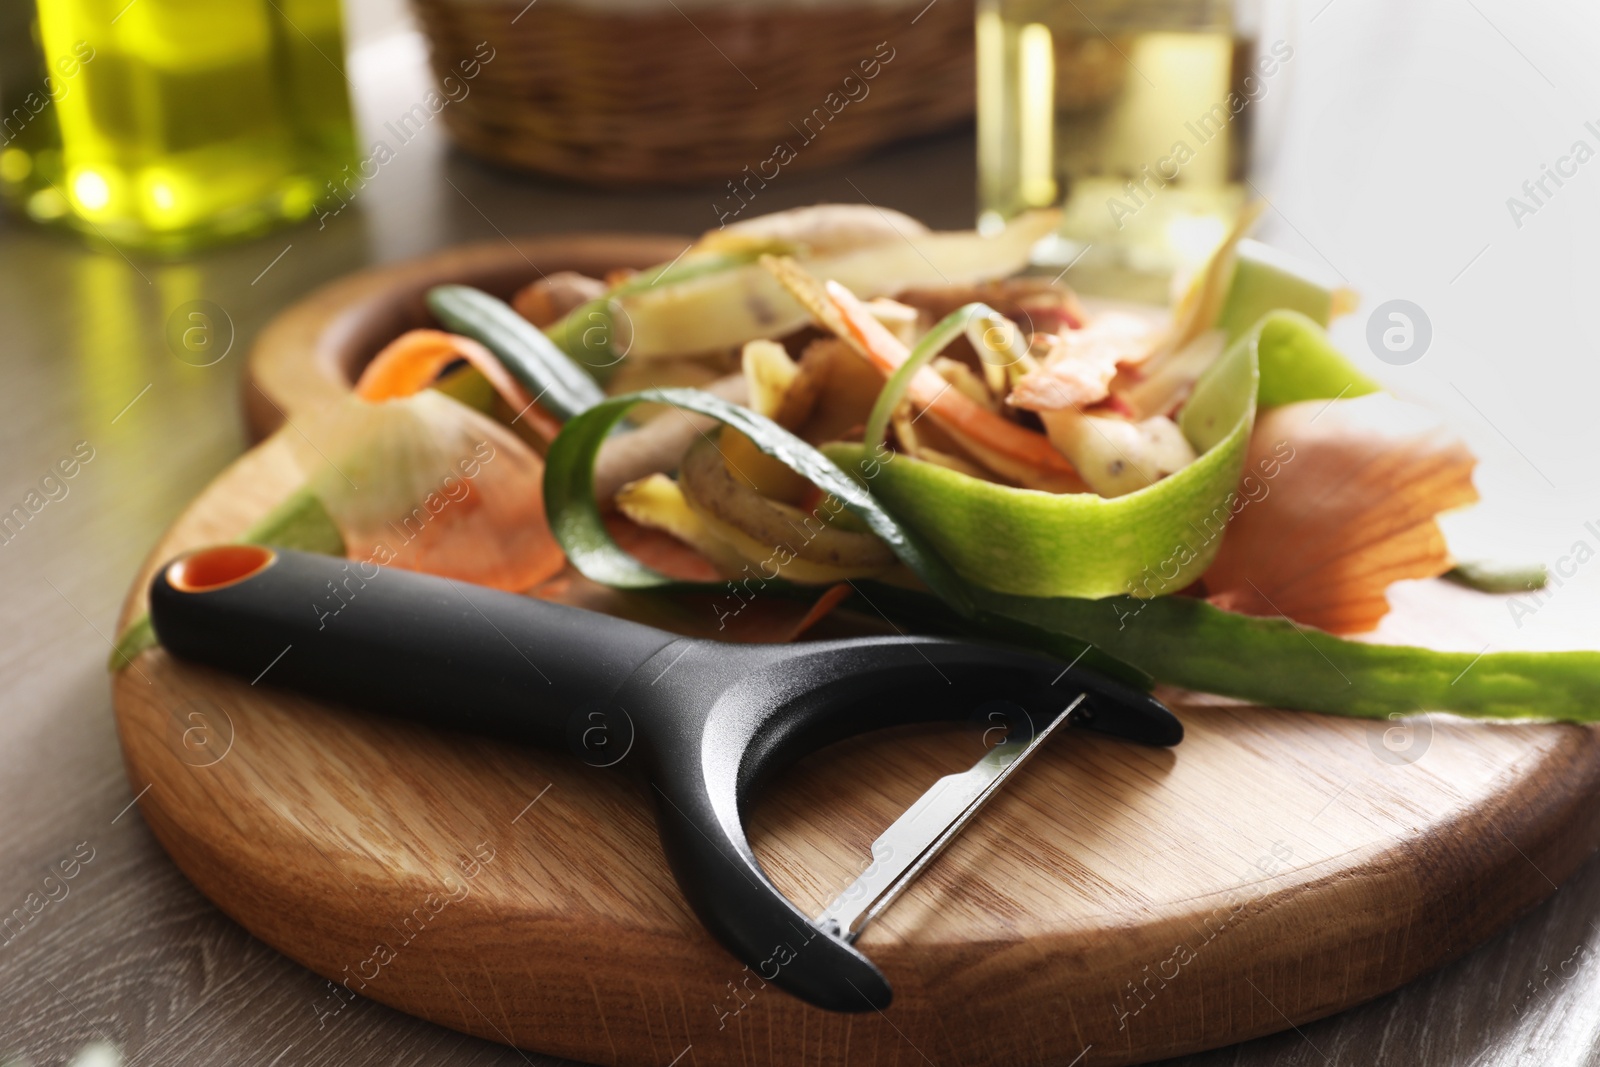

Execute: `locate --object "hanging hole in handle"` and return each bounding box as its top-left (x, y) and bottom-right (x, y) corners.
top-left (166, 545), bottom-right (277, 593)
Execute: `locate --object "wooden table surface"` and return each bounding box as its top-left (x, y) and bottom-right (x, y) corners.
top-left (5, 1), bottom-right (1600, 1064)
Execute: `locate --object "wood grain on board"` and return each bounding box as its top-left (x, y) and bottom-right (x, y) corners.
top-left (109, 237), bottom-right (1600, 1067)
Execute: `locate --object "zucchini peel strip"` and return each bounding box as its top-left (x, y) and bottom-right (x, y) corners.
top-left (541, 381), bottom-right (1600, 720)
top-left (829, 308), bottom-right (1376, 599)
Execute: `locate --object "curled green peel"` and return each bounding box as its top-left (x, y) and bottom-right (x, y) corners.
top-left (428, 285), bottom-right (610, 416)
top-left (830, 309), bottom-right (1369, 600)
top-left (542, 387), bottom-right (976, 614)
top-left (542, 387), bottom-right (1157, 684)
top-left (862, 303), bottom-right (989, 451)
top-left (825, 241), bottom-right (1374, 601)
top-left (1250, 310), bottom-right (1380, 408)
top-left (1217, 239), bottom-right (1342, 342)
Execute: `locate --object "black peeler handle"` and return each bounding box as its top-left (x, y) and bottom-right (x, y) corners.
top-left (150, 544), bottom-right (1182, 1014)
top-left (148, 545), bottom-right (676, 746)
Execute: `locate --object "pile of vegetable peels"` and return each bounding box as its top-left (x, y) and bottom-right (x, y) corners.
top-left (116, 204), bottom-right (1600, 723)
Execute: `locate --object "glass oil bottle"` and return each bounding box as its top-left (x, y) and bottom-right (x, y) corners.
top-left (4, 0), bottom-right (355, 254)
top-left (978, 0), bottom-right (1283, 299)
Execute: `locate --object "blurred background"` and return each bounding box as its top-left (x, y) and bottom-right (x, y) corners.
top-left (3, 0), bottom-right (1600, 1064)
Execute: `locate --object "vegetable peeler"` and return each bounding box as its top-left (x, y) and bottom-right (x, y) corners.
top-left (148, 545), bottom-right (1182, 1012)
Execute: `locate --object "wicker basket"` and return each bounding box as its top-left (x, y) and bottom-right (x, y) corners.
top-left (409, 0), bottom-right (976, 187)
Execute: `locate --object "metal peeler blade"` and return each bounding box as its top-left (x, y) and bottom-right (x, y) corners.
top-left (817, 694), bottom-right (1085, 941)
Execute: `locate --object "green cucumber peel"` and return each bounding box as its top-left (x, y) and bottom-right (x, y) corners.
top-left (973, 589), bottom-right (1600, 722)
top-left (1251, 311), bottom-right (1381, 408)
top-left (848, 580), bottom-right (1600, 722)
top-left (543, 387), bottom-right (975, 612)
top-left (542, 386), bottom-right (1149, 684)
top-left (862, 302), bottom-right (991, 451)
top-left (827, 310), bottom-right (1379, 600)
top-left (1217, 239), bottom-right (1339, 340)
top-left (427, 284), bottom-right (609, 416)
top-left (1447, 560), bottom-right (1549, 595)
top-left (544, 297), bottom-right (615, 375)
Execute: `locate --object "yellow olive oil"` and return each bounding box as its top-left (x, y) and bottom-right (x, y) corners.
top-left (979, 0), bottom-right (1276, 297)
top-left (10, 0), bottom-right (355, 254)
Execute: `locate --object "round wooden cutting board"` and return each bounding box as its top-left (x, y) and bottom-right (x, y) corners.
top-left (113, 237), bottom-right (1600, 1067)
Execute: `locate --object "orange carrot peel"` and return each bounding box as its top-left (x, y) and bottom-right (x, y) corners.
top-left (356, 328), bottom-right (563, 442)
top-left (822, 280), bottom-right (1084, 491)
